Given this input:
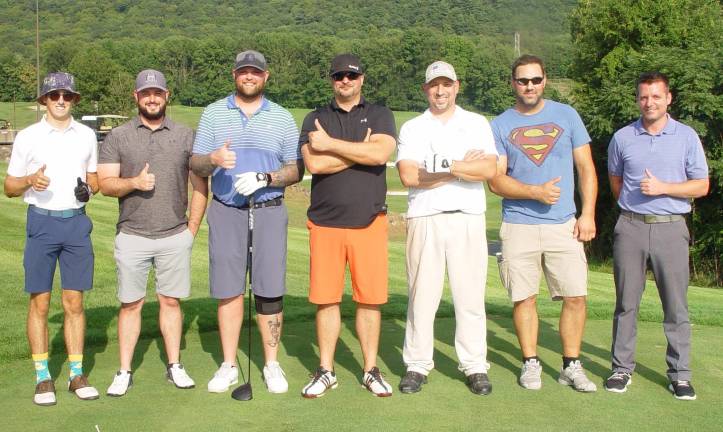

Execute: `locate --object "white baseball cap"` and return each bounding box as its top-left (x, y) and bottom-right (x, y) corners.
top-left (425, 61), bottom-right (457, 83)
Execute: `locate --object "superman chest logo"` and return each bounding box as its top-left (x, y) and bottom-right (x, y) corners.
top-left (508, 123), bottom-right (564, 166)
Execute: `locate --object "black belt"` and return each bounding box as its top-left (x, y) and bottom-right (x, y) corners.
top-left (213, 195), bottom-right (283, 209)
top-left (30, 205), bottom-right (85, 218)
top-left (621, 210), bottom-right (684, 224)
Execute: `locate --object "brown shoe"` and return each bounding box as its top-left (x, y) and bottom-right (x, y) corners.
top-left (68, 375), bottom-right (100, 400)
top-left (34, 379), bottom-right (57, 406)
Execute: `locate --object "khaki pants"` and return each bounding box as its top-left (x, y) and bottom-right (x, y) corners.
top-left (403, 212), bottom-right (490, 376)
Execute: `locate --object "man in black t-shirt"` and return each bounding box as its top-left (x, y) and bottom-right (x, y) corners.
top-left (299, 54), bottom-right (397, 398)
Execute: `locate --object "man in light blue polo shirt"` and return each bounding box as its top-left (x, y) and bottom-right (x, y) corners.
top-left (605, 72), bottom-right (709, 400)
top-left (190, 50), bottom-right (302, 394)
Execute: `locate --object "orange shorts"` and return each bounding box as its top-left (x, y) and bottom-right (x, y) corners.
top-left (307, 214), bottom-right (388, 305)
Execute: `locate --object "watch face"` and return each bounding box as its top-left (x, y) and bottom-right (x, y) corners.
top-left (256, 172), bottom-right (266, 182)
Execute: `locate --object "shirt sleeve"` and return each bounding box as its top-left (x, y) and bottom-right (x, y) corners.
top-left (490, 119), bottom-right (508, 157)
top-left (479, 117), bottom-right (499, 156)
top-left (395, 121), bottom-right (420, 163)
top-left (370, 106), bottom-right (397, 140)
top-left (569, 107), bottom-right (592, 149)
top-left (193, 107), bottom-right (215, 155)
top-left (281, 112), bottom-right (301, 162)
top-left (86, 131), bottom-right (98, 172)
top-left (685, 132), bottom-right (709, 179)
top-left (298, 111), bottom-right (319, 149)
top-left (98, 128), bottom-right (120, 164)
top-left (7, 130), bottom-right (29, 177)
top-left (607, 134), bottom-right (623, 177)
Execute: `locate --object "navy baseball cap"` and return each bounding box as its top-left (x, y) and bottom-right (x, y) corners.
top-left (329, 54), bottom-right (363, 76)
top-left (234, 50), bottom-right (267, 72)
top-left (38, 72), bottom-right (79, 104)
top-left (135, 69), bottom-right (168, 92)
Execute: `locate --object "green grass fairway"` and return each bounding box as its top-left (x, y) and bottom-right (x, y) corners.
top-left (2, 317), bottom-right (722, 431)
top-left (2, 161), bottom-right (723, 430)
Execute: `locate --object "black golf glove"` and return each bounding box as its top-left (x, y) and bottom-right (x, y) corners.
top-left (74, 177), bottom-right (91, 202)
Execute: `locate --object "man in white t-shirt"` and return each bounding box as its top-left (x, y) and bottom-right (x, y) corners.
top-left (396, 61), bottom-right (498, 395)
top-left (4, 72), bottom-right (100, 406)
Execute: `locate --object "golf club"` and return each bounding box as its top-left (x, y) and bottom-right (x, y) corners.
top-left (231, 196), bottom-right (255, 401)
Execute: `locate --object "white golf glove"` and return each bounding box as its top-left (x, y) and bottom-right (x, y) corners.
top-left (234, 172), bottom-right (269, 196)
top-left (424, 153), bottom-right (453, 173)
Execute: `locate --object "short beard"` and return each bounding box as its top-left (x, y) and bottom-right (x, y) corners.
top-left (236, 83), bottom-right (265, 103)
top-left (138, 104), bottom-right (166, 121)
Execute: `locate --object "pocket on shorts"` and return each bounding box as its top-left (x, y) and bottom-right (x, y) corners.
top-left (497, 257), bottom-right (511, 293)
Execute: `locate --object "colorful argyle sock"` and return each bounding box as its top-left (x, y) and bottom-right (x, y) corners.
top-left (32, 352), bottom-right (51, 383)
top-left (68, 354), bottom-right (83, 380)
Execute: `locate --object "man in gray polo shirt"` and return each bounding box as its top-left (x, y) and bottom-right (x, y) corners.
top-left (98, 69), bottom-right (209, 396)
top-left (605, 72), bottom-right (709, 400)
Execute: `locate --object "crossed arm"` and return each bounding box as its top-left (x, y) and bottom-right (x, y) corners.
top-left (397, 150), bottom-right (496, 188)
top-left (302, 120), bottom-right (396, 174)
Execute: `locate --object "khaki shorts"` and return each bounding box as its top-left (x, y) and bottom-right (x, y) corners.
top-left (497, 218), bottom-right (587, 302)
top-left (114, 229), bottom-right (194, 303)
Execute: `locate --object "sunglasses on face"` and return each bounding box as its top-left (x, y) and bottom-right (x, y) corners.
top-left (332, 72), bottom-right (361, 82)
top-left (514, 77), bottom-right (544, 86)
top-left (47, 91), bottom-right (76, 102)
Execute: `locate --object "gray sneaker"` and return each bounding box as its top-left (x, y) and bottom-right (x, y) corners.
top-left (558, 360), bottom-right (597, 392)
top-left (519, 359), bottom-right (542, 390)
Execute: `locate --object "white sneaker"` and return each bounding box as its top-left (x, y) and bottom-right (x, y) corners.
top-left (301, 367), bottom-right (338, 398)
top-left (107, 370), bottom-right (133, 397)
top-left (207, 362), bottom-right (238, 393)
top-left (519, 359), bottom-right (543, 390)
top-left (166, 363), bottom-right (195, 389)
top-left (558, 360), bottom-right (597, 392)
top-left (263, 361), bottom-right (289, 394)
top-left (362, 367), bottom-right (393, 397)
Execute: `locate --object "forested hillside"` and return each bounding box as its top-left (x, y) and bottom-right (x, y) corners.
top-left (1, 0), bottom-right (576, 113)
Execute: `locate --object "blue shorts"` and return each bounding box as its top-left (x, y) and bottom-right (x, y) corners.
top-left (24, 206), bottom-right (94, 293)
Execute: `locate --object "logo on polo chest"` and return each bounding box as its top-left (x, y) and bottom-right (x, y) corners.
top-left (508, 123), bottom-right (563, 166)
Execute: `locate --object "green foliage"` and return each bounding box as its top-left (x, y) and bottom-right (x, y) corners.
top-left (0, 51), bottom-right (36, 102)
top-left (570, 0), bottom-right (723, 285)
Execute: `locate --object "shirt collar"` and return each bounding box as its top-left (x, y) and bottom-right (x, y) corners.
top-left (40, 115), bottom-right (79, 133)
top-left (330, 96), bottom-right (366, 112)
top-left (225, 94), bottom-right (271, 113)
top-left (634, 114), bottom-right (677, 136)
top-left (422, 104), bottom-right (463, 122)
top-left (133, 115), bottom-right (172, 131)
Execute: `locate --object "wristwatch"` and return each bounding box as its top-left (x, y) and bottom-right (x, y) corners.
top-left (256, 172), bottom-right (272, 184)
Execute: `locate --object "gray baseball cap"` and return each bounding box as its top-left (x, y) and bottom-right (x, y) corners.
top-left (38, 72), bottom-right (79, 104)
top-left (234, 50), bottom-right (267, 72)
top-left (135, 69), bottom-right (168, 92)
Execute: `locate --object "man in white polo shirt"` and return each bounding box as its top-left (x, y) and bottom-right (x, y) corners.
top-left (396, 61), bottom-right (497, 395)
top-left (4, 72), bottom-right (100, 406)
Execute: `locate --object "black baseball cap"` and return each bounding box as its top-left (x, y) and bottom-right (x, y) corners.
top-left (329, 54), bottom-right (363, 76)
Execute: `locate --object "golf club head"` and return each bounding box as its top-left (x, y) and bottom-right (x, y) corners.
top-left (231, 382), bottom-right (253, 401)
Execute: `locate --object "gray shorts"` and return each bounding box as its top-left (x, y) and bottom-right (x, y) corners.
top-left (207, 199), bottom-right (288, 299)
top-left (114, 229), bottom-right (194, 303)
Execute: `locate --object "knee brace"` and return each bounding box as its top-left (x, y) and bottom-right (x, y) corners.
top-left (254, 295), bottom-right (283, 315)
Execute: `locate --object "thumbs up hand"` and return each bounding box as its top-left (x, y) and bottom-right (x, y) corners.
top-left (133, 163), bottom-right (155, 191)
top-left (640, 168), bottom-right (665, 196)
top-left (535, 176), bottom-right (562, 205)
top-left (29, 164), bottom-right (50, 191)
top-left (210, 140), bottom-right (236, 169)
top-left (308, 119), bottom-right (334, 152)
top-left (74, 177), bottom-right (91, 202)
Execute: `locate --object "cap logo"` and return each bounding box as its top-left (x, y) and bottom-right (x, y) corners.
top-left (348, 65), bottom-right (359, 71)
top-left (146, 73), bottom-right (156, 83)
top-left (245, 54), bottom-right (254, 61)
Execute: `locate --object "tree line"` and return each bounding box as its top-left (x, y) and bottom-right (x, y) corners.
top-left (1, 0), bottom-right (720, 284)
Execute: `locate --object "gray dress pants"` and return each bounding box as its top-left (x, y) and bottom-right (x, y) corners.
top-left (611, 214), bottom-right (692, 381)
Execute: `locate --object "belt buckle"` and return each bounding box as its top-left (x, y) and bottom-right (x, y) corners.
top-left (644, 215), bottom-right (657, 224)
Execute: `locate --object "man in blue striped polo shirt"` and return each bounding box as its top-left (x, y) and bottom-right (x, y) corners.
top-left (190, 50), bottom-right (303, 394)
